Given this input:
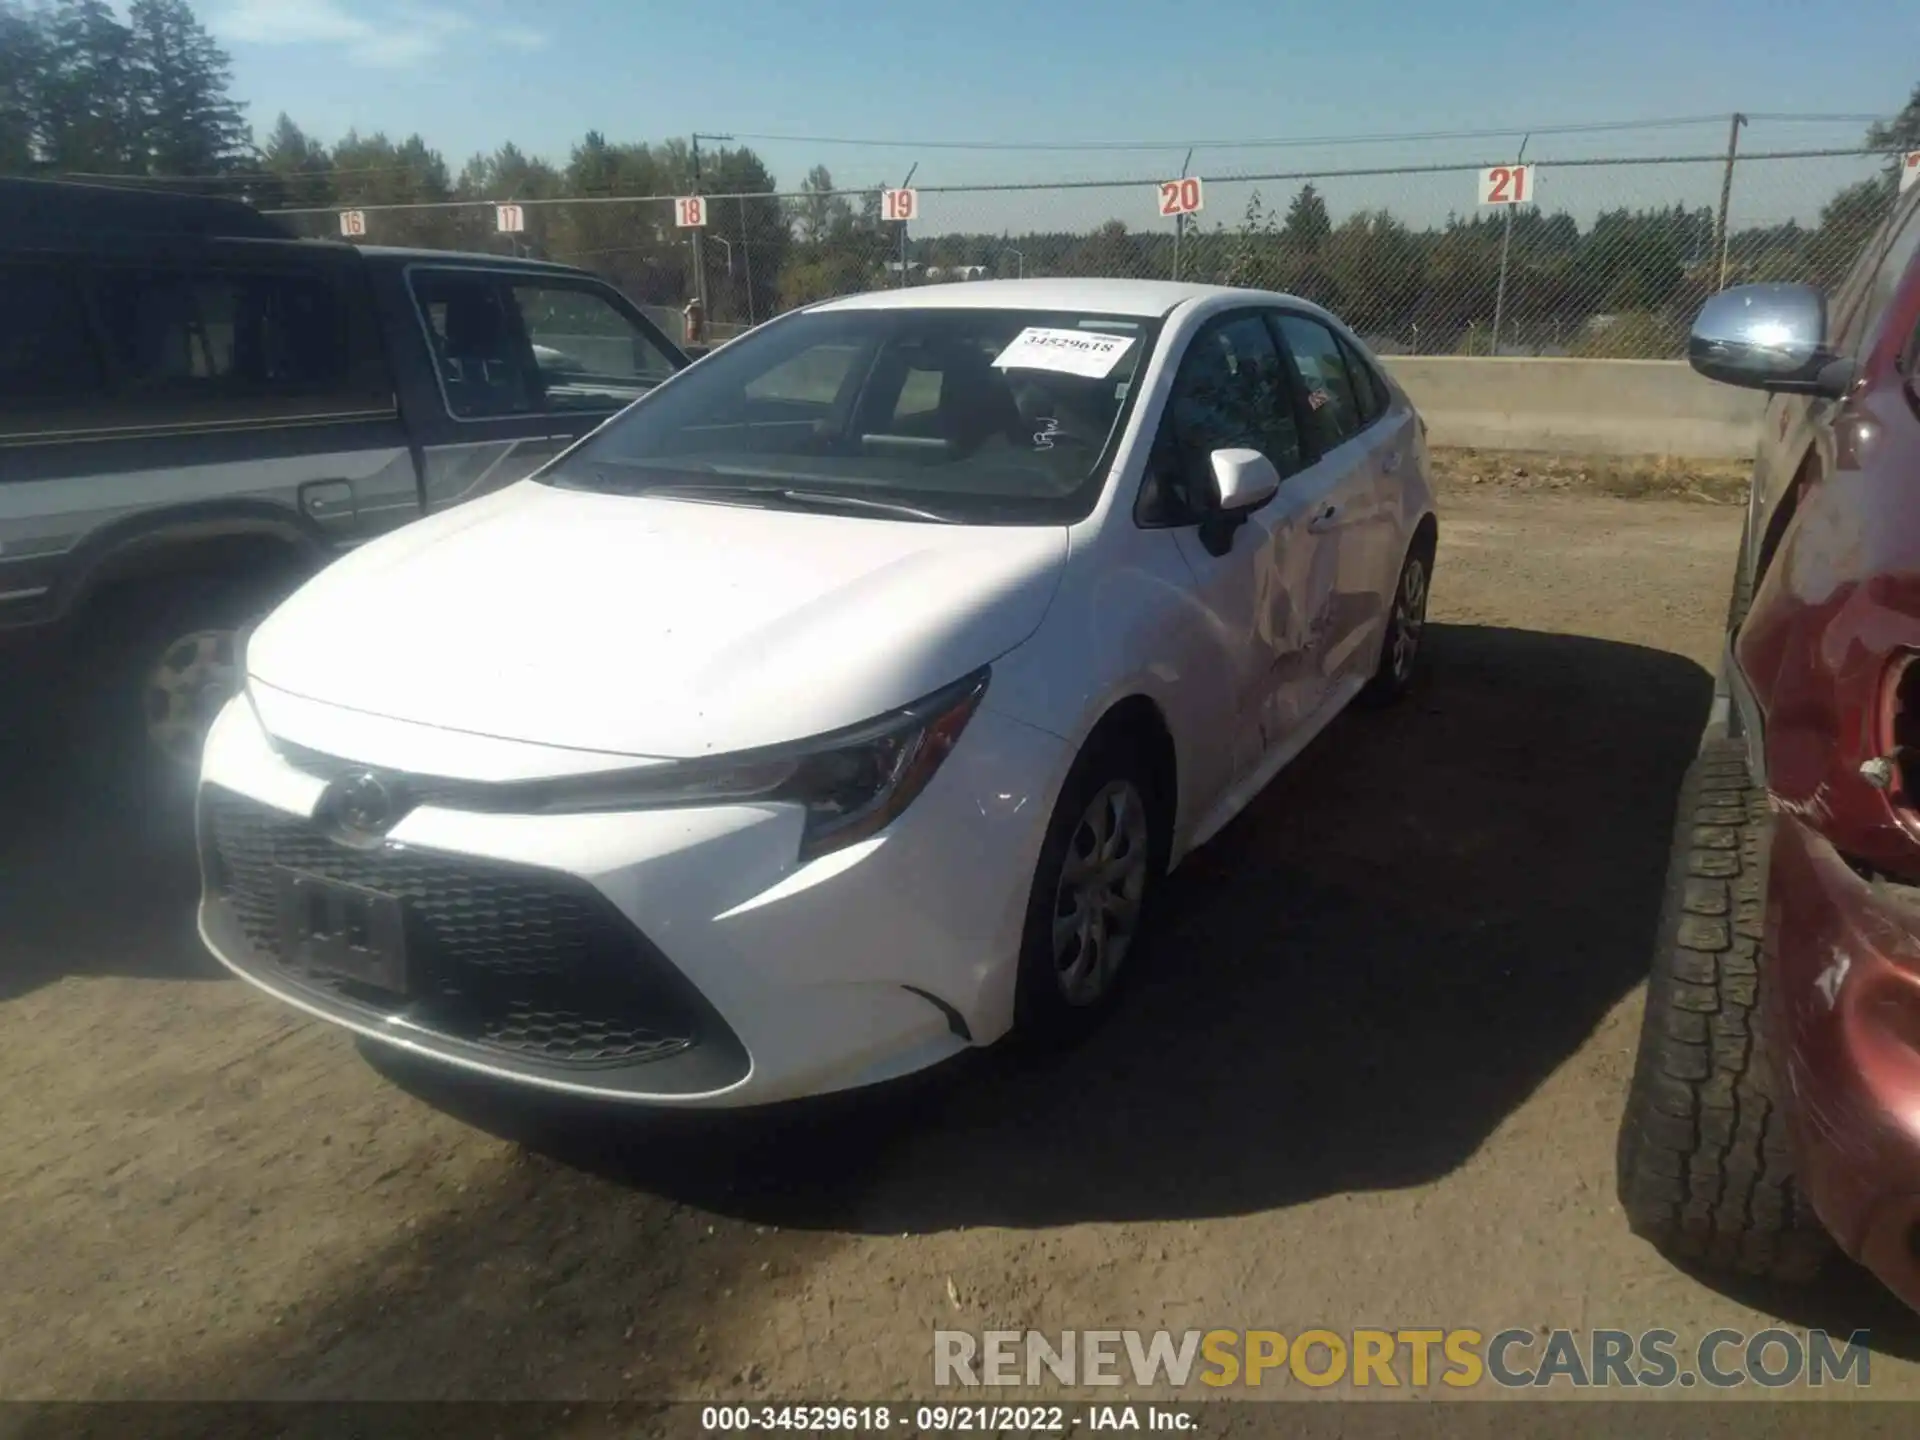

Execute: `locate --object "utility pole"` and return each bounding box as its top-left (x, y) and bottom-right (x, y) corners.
top-left (1489, 133), bottom-right (1529, 357)
top-left (1172, 146), bottom-right (1193, 282)
top-left (691, 132), bottom-right (733, 320)
top-left (1713, 112), bottom-right (1748, 291)
top-left (898, 162), bottom-right (917, 288)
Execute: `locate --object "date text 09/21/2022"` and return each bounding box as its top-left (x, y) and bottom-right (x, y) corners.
top-left (700, 1405), bottom-right (1182, 1432)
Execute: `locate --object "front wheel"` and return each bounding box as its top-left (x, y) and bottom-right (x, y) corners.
top-left (1014, 732), bottom-right (1166, 1041)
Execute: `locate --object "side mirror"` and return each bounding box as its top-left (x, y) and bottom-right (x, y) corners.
top-left (1209, 447), bottom-right (1281, 512)
top-left (1197, 448), bottom-right (1279, 557)
top-left (1688, 283), bottom-right (1852, 397)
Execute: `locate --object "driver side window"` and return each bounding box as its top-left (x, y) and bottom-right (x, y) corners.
top-left (1139, 312), bottom-right (1302, 526)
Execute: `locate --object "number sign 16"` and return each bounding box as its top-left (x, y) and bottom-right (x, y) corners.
top-left (1478, 165), bottom-right (1533, 206)
top-left (882, 188), bottom-right (918, 223)
top-left (675, 196), bottom-right (707, 228)
top-left (338, 210), bottom-right (366, 238)
top-left (1158, 176), bottom-right (1204, 218)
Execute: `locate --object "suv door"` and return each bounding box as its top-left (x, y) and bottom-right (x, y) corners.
top-left (1267, 310), bottom-right (1402, 690)
top-left (1143, 309), bottom-right (1334, 784)
top-left (401, 265), bottom-right (682, 512)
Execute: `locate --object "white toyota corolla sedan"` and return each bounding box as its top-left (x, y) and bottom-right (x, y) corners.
top-left (197, 278), bottom-right (1437, 1107)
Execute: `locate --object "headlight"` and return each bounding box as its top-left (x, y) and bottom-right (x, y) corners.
top-left (518, 668), bottom-right (991, 860)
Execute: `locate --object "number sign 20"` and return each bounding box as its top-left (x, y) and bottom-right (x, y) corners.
top-left (1478, 165), bottom-right (1533, 206)
top-left (1157, 177), bottom-right (1204, 217)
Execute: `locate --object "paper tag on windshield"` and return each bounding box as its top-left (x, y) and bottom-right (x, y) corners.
top-left (992, 327), bottom-right (1136, 379)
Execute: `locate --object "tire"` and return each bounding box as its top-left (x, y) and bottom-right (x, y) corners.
top-left (69, 572), bottom-right (289, 797)
top-left (1615, 735), bottom-right (1832, 1283)
top-left (1358, 536), bottom-right (1433, 708)
top-left (1013, 729), bottom-right (1167, 1041)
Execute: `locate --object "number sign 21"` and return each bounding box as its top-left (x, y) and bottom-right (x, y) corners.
top-left (1478, 165), bottom-right (1533, 206)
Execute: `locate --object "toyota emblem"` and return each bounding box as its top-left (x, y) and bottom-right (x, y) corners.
top-left (329, 771), bottom-right (399, 839)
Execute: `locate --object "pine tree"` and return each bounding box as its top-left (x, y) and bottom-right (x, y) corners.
top-left (37, 0), bottom-right (143, 173)
top-left (127, 0), bottom-right (250, 178)
top-left (260, 112), bottom-right (333, 207)
top-left (0, 1), bottom-right (41, 173)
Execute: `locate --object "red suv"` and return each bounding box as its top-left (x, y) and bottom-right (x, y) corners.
top-left (1617, 181), bottom-right (1920, 1310)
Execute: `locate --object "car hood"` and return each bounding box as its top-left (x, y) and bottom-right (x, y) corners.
top-left (246, 481), bottom-right (1068, 759)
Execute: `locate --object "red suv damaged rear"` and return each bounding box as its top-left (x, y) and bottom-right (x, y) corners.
top-left (1617, 181), bottom-right (1920, 1310)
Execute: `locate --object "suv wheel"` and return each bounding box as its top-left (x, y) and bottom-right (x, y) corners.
top-left (74, 575), bottom-right (285, 793)
top-left (1615, 735), bottom-right (1831, 1282)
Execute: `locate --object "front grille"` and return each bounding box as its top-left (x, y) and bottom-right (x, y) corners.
top-left (201, 786), bottom-right (703, 1068)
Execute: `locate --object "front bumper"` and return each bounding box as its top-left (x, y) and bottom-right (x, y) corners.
top-left (1768, 813), bottom-right (1920, 1310)
top-left (195, 693), bottom-right (1069, 1107)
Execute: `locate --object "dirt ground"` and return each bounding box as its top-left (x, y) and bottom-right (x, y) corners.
top-left (5, 483), bottom-right (1920, 1410)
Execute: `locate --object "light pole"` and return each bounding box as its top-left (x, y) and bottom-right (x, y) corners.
top-left (690, 131), bottom-right (734, 320)
top-left (1008, 246), bottom-right (1024, 279)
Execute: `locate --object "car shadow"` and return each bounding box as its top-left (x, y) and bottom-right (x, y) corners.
top-left (0, 654), bottom-right (219, 1002)
top-left (371, 621), bottom-right (1718, 1236)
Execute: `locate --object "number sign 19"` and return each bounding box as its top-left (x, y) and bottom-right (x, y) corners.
top-left (1157, 176), bottom-right (1204, 218)
top-left (675, 196), bottom-right (708, 228)
top-left (1478, 165), bottom-right (1534, 206)
top-left (882, 188), bottom-right (918, 223)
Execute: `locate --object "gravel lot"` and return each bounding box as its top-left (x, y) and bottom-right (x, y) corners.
top-left (5, 483), bottom-right (1919, 1407)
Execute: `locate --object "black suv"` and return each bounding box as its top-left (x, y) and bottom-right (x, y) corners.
top-left (0, 178), bottom-right (687, 777)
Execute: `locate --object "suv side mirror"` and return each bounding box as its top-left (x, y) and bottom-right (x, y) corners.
top-left (1197, 447), bottom-right (1280, 556)
top-left (1689, 283), bottom-right (1854, 397)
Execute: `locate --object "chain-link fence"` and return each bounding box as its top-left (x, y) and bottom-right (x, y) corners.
top-left (267, 145), bottom-right (1911, 358)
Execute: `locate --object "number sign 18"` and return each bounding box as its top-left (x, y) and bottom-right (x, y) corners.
top-left (1478, 165), bottom-right (1533, 206)
top-left (882, 188), bottom-right (918, 223)
top-left (1157, 176), bottom-right (1204, 218)
top-left (675, 196), bottom-right (707, 228)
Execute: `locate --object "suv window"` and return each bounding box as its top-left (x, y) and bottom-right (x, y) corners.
top-left (89, 263), bottom-right (359, 420)
top-left (1142, 312), bottom-right (1302, 525)
top-left (0, 262), bottom-right (105, 436)
top-left (1832, 190), bottom-right (1920, 358)
top-left (411, 268), bottom-right (673, 420)
top-left (1272, 313), bottom-right (1363, 453)
top-left (509, 280), bottom-right (679, 413)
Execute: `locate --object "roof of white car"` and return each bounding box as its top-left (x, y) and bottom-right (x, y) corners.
top-left (809, 277), bottom-right (1301, 319)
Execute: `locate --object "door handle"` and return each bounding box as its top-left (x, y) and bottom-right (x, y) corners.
top-left (1307, 503), bottom-right (1341, 534)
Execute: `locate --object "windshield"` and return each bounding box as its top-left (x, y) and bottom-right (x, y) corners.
top-left (542, 306), bottom-right (1162, 524)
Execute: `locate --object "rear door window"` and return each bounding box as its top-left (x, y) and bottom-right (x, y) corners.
top-left (0, 263), bottom-right (106, 437)
top-left (91, 265), bottom-right (355, 410)
top-left (1271, 313), bottom-right (1363, 455)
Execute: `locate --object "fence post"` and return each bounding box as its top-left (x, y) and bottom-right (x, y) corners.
top-left (1489, 133), bottom-right (1529, 357)
top-left (1713, 113), bottom-right (1748, 291)
top-left (1172, 146), bottom-right (1193, 283)
top-left (735, 195), bottom-right (757, 326)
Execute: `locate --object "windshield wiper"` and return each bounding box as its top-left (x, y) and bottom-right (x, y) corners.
top-left (607, 479), bottom-right (958, 523)
top-left (774, 489), bottom-right (959, 524)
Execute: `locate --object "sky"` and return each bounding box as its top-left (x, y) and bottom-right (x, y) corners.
top-left (203, 0), bottom-right (1920, 233)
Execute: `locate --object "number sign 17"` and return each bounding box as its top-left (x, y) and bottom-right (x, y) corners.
top-left (1158, 176), bottom-right (1204, 218)
top-left (1478, 165), bottom-right (1533, 206)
